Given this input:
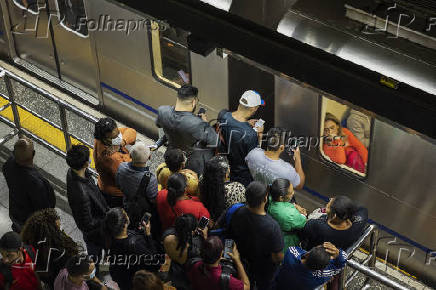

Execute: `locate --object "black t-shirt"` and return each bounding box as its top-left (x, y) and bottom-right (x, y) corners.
top-left (301, 207), bottom-right (369, 251)
top-left (219, 112), bottom-right (258, 186)
top-left (228, 206), bottom-right (284, 289)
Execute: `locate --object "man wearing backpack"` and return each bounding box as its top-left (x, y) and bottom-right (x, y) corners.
top-left (66, 145), bottom-right (109, 263)
top-left (116, 142), bottom-right (160, 236)
top-left (0, 231), bottom-right (41, 289)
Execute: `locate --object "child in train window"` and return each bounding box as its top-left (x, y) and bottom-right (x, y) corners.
top-left (323, 113), bottom-right (368, 173)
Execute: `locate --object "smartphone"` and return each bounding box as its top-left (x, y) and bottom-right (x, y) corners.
top-left (223, 239), bottom-right (234, 260)
top-left (253, 118), bottom-right (265, 132)
top-left (141, 212), bottom-right (152, 224)
top-left (197, 216), bottom-right (209, 230)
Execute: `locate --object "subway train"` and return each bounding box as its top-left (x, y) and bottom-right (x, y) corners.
top-left (0, 0), bottom-right (435, 286)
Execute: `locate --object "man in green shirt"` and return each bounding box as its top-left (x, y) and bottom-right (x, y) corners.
top-left (267, 178), bottom-right (307, 251)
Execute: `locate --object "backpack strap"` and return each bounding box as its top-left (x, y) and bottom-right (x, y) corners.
top-left (136, 171), bottom-right (152, 200)
top-left (23, 245), bottom-right (36, 262)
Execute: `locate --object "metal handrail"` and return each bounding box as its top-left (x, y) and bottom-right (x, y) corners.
top-left (0, 68), bottom-right (98, 176)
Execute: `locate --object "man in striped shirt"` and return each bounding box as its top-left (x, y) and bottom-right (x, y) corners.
top-left (273, 242), bottom-right (347, 290)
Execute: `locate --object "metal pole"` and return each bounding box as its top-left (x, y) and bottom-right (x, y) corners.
top-left (3, 75), bottom-right (22, 132)
top-left (369, 227), bottom-right (379, 268)
top-left (347, 260), bottom-right (410, 290)
top-left (0, 129), bottom-right (18, 146)
top-left (59, 106), bottom-right (72, 151)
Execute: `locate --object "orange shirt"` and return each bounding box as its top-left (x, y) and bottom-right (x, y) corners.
top-left (93, 127), bottom-right (136, 196)
top-left (323, 128), bottom-right (368, 165)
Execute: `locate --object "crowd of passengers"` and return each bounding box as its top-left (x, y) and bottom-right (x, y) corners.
top-left (0, 85), bottom-right (368, 290)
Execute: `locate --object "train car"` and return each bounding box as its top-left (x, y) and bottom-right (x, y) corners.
top-left (0, 0), bottom-right (435, 286)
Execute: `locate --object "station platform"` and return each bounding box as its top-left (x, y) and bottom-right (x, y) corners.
top-left (0, 60), bottom-right (431, 289)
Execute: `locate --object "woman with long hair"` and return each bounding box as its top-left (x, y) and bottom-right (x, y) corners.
top-left (323, 113), bottom-right (368, 173)
top-left (103, 208), bottom-right (163, 290)
top-left (199, 156), bottom-right (246, 224)
top-left (162, 214), bottom-right (206, 290)
top-left (93, 117), bottom-right (137, 207)
top-left (21, 208), bottom-right (80, 288)
top-left (156, 173), bottom-right (210, 231)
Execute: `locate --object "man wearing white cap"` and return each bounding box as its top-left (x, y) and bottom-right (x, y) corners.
top-left (218, 90), bottom-right (265, 187)
top-left (116, 142), bottom-right (158, 213)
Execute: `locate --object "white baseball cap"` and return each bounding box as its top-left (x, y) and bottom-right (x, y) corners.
top-left (239, 90), bottom-right (265, 107)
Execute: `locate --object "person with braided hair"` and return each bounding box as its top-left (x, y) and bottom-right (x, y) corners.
top-left (21, 208), bottom-right (80, 287)
top-left (162, 214), bottom-right (207, 290)
top-left (103, 208), bottom-right (164, 290)
top-left (93, 117), bottom-right (137, 208)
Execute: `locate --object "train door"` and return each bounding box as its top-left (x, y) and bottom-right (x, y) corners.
top-left (5, 0), bottom-right (58, 75)
top-left (0, 3), bottom-right (10, 57)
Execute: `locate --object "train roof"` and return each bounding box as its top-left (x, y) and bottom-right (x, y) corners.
top-left (110, 0), bottom-right (436, 140)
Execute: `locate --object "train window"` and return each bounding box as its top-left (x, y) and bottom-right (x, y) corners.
top-left (149, 20), bottom-right (191, 88)
top-left (56, 0), bottom-right (88, 37)
top-left (319, 97), bottom-right (372, 177)
top-left (12, 0), bottom-right (39, 14)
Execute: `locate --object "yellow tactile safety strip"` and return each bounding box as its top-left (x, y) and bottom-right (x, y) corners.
top-left (0, 95), bottom-right (95, 169)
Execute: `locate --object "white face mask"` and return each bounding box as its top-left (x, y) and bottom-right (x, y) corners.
top-left (85, 267), bottom-right (96, 280)
top-left (111, 133), bottom-right (123, 146)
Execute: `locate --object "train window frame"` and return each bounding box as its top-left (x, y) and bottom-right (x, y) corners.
top-left (55, 0), bottom-right (89, 38)
top-left (317, 96), bottom-right (374, 180)
top-left (12, 0), bottom-right (39, 15)
top-left (147, 20), bottom-right (192, 90)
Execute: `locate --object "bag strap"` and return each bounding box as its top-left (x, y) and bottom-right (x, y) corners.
top-left (136, 171), bottom-right (152, 199)
top-left (23, 245), bottom-right (36, 262)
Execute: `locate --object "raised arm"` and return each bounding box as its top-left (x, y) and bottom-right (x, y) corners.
top-left (292, 147), bottom-right (305, 190)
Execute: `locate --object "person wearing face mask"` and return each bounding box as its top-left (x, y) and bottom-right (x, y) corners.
top-left (155, 84), bottom-right (218, 175)
top-left (2, 136), bottom-right (56, 233)
top-left (0, 231), bottom-right (41, 290)
top-left (103, 208), bottom-right (164, 290)
top-left (54, 254), bottom-right (107, 290)
top-left (93, 117), bottom-right (137, 208)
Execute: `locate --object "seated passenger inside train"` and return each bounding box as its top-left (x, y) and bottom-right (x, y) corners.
top-left (323, 113), bottom-right (368, 173)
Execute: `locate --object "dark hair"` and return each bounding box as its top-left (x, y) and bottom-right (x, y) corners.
top-left (66, 254), bottom-right (93, 277)
top-left (177, 84), bottom-right (198, 100)
top-left (330, 196), bottom-right (358, 221)
top-left (267, 128), bottom-right (286, 151)
top-left (132, 270), bottom-right (164, 290)
top-left (199, 156), bottom-right (228, 221)
top-left (0, 231), bottom-right (22, 251)
top-left (66, 145), bottom-right (90, 170)
top-left (21, 209), bottom-right (79, 267)
top-left (164, 149), bottom-right (185, 172)
top-left (202, 236), bottom-right (223, 264)
top-left (245, 181), bottom-right (268, 208)
top-left (167, 173), bottom-right (187, 208)
top-left (304, 246), bottom-right (331, 271)
top-left (103, 208), bottom-right (128, 248)
top-left (270, 178), bottom-right (291, 202)
top-left (174, 214), bottom-right (197, 256)
top-left (324, 113), bottom-right (345, 137)
top-left (94, 117), bottom-right (117, 141)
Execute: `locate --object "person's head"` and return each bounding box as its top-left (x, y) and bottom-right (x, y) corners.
top-left (164, 149), bottom-right (186, 172)
top-left (94, 117), bottom-right (120, 145)
top-left (177, 84), bottom-right (199, 113)
top-left (199, 156), bottom-right (229, 221)
top-left (324, 113), bottom-right (342, 138)
top-left (66, 145), bottom-right (90, 170)
top-left (132, 270), bottom-right (164, 290)
top-left (65, 254), bottom-right (96, 283)
top-left (104, 208), bottom-right (129, 241)
top-left (174, 214), bottom-right (197, 254)
top-left (13, 136), bottom-right (35, 166)
top-left (326, 196), bottom-right (358, 224)
top-left (270, 178), bottom-right (294, 202)
top-left (0, 232), bottom-right (23, 265)
top-left (245, 181), bottom-right (268, 209)
top-left (302, 245), bottom-right (331, 271)
top-left (266, 127), bottom-right (287, 153)
top-left (237, 90), bottom-right (265, 118)
top-left (167, 173), bottom-right (187, 207)
top-left (130, 142), bottom-right (151, 165)
top-left (202, 236), bottom-right (224, 265)
top-left (21, 208), bottom-right (78, 258)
